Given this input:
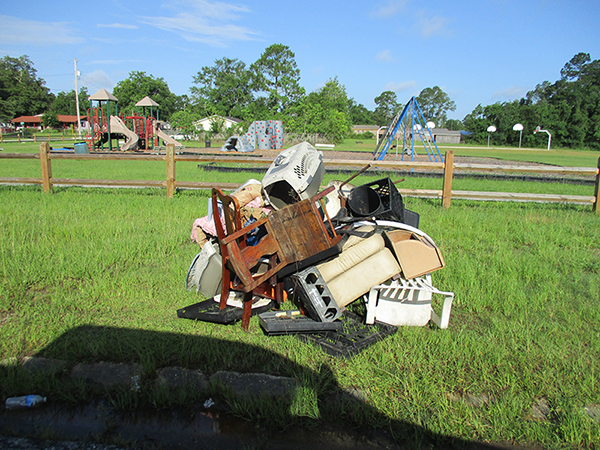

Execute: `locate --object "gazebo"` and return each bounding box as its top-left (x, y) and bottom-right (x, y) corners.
top-left (88, 88), bottom-right (119, 151)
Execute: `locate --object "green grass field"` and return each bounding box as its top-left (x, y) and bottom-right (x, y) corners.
top-left (1, 141), bottom-right (600, 448)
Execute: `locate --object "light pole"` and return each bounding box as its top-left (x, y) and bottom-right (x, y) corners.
top-left (513, 123), bottom-right (523, 148)
top-left (534, 126), bottom-right (552, 151)
top-left (74, 59), bottom-right (82, 139)
top-left (486, 125), bottom-right (496, 148)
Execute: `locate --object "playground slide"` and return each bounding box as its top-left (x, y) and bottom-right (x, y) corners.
top-left (109, 115), bottom-right (139, 151)
top-left (156, 128), bottom-right (184, 149)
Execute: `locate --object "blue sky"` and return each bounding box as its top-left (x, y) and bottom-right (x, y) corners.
top-left (1, 0), bottom-right (599, 120)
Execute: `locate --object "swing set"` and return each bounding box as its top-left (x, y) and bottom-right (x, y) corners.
top-left (373, 97), bottom-right (444, 163)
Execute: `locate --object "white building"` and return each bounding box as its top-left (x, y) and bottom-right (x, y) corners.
top-left (193, 115), bottom-right (243, 132)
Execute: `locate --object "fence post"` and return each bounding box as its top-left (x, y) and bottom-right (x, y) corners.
top-left (593, 157), bottom-right (600, 214)
top-left (34, 135), bottom-right (37, 142)
top-left (166, 143), bottom-right (175, 198)
top-left (441, 150), bottom-right (454, 208)
top-left (40, 142), bottom-right (53, 193)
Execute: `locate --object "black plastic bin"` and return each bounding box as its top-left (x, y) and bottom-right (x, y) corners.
top-left (360, 178), bottom-right (405, 222)
top-left (355, 177), bottom-right (420, 228)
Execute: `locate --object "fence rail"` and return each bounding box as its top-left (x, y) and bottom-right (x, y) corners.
top-left (0, 142), bottom-right (598, 213)
top-left (0, 134), bottom-right (81, 143)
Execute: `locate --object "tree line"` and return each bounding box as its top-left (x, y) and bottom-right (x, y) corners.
top-left (464, 52), bottom-right (600, 149)
top-left (1, 49), bottom-right (598, 148)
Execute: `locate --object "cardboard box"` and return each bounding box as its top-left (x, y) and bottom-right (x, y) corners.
top-left (383, 230), bottom-right (445, 279)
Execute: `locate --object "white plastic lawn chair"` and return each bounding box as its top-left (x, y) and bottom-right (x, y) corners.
top-left (364, 273), bottom-right (454, 329)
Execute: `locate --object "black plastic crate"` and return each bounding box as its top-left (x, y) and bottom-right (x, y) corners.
top-left (258, 310), bottom-right (343, 335)
top-left (177, 299), bottom-right (273, 324)
top-left (362, 177), bottom-right (405, 223)
top-left (297, 311), bottom-right (397, 358)
top-left (403, 208), bottom-right (420, 229)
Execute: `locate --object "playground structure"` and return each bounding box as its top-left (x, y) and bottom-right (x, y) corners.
top-left (373, 97), bottom-right (444, 163)
top-left (86, 89), bottom-right (182, 152)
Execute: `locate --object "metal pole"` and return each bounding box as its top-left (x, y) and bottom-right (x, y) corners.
top-left (74, 59), bottom-right (82, 139)
top-left (519, 130), bottom-right (522, 149)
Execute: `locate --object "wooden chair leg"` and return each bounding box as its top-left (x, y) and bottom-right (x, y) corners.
top-left (219, 269), bottom-right (230, 310)
top-left (275, 282), bottom-right (284, 306)
top-left (241, 291), bottom-right (253, 331)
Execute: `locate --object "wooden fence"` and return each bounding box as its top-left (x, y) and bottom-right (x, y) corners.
top-left (0, 142), bottom-right (599, 213)
top-left (0, 133), bottom-right (80, 143)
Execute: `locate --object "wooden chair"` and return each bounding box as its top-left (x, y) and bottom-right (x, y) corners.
top-left (212, 187), bottom-right (341, 330)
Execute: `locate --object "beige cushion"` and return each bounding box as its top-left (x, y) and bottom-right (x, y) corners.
top-left (340, 225), bottom-right (376, 251)
top-left (327, 248), bottom-right (400, 307)
top-left (318, 233), bottom-right (385, 283)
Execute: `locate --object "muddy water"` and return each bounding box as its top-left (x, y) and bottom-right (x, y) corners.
top-left (0, 402), bottom-right (395, 449)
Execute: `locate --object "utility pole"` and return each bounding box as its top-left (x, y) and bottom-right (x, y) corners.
top-left (74, 59), bottom-right (82, 138)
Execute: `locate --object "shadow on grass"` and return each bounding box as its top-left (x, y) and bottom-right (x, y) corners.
top-left (0, 324), bottom-right (513, 449)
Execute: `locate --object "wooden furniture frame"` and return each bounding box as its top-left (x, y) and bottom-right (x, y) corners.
top-left (212, 187), bottom-right (340, 330)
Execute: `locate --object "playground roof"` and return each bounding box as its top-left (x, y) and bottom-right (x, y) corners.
top-left (136, 96), bottom-right (159, 107)
top-left (89, 89), bottom-right (118, 102)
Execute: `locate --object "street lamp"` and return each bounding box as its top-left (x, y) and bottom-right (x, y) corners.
top-left (534, 126), bottom-right (552, 151)
top-left (513, 123), bottom-right (524, 148)
top-left (486, 125), bottom-right (496, 148)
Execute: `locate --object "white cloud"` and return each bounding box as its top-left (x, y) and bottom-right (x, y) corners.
top-left (416, 14), bottom-right (452, 38)
top-left (80, 70), bottom-right (115, 93)
top-left (0, 15), bottom-right (83, 45)
top-left (139, 0), bottom-right (258, 46)
top-left (384, 80), bottom-right (417, 92)
top-left (371, 0), bottom-right (409, 18)
top-left (492, 85), bottom-right (526, 99)
top-left (375, 50), bottom-right (395, 62)
top-left (97, 23), bottom-right (139, 29)
top-left (165, 0), bottom-right (250, 20)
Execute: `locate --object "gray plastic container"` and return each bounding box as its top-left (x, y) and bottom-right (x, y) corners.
top-left (290, 267), bottom-right (343, 322)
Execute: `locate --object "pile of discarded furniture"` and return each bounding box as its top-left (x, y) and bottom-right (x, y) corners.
top-left (179, 142), bottom-right (454, 357)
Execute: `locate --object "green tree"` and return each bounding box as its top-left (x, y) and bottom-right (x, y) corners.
top-left (169, 109), bottom-right (201, 137)
top-left (190, 57), bottom-right (252, 118)
top-left (288, 77), bottom-right (351, 143)
top-left (373, 90), bottom-right (401, 126)
top-left (41, 110), bottom-right (60, 128)
top-left (560, 52), bottom-right (592, 80)
top-left (519, 52), bottom-right (600, 149)
top-left (208, 115), bottom-right (225, 139)
top-left (112, 71), bottom-right (180, 120)
top-left (0, 55), bottom-right (54, 122)
top-left (445, 119), bottom-right (463, 131)
top-left (348, 98), bottom-right (376, 125)
top-left (416, 86), bottom-right (456, 128)
top-left (463, 101), bottom-right (522, 145)
top-left (50, 88), bottom-right (90, 116)
top-left (250, 44), bottom-right (304, 113)
top-left (312, 76), bottom-right (350, 114)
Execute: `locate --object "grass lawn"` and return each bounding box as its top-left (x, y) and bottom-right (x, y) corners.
top-left (1, 160), bottom-right (600, 448)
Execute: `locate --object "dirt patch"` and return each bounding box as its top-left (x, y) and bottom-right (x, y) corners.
top-left (185, 145), bottom-right (553, 169)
